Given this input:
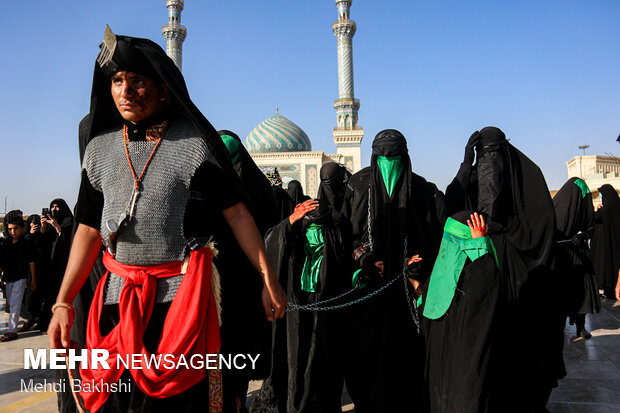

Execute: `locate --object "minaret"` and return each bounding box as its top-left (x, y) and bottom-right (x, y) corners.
top-left (332, 0), bottom-right (363, 173)
top-left (162, 0), bottom-right (187, 71)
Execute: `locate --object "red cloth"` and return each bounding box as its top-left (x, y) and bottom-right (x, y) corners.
top-left (79, 248), bottom-right (220, 412)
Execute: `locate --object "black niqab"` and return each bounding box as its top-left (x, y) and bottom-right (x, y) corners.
top-left (316, 162), bottom-right (350, 214)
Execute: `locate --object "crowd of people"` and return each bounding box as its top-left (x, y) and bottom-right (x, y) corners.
top-left (0, 200), bottom-right (73, 342)
top-left (0, 26), bottom-right (618, 413)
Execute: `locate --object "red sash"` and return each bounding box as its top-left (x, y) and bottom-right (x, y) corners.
top-left (79, 247), bottom-right (220, 412)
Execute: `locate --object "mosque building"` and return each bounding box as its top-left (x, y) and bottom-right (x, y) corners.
top-left (162, 0), bottom-right (362, 197)
top-left (243, 0), bottom-right (363, 197)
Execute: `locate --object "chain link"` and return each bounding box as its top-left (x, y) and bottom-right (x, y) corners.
top-left (286, 271), bottom-right (403, 312)
top-left (286, 187), bottom-right (423, 333)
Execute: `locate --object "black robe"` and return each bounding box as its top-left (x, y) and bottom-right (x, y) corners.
top-left (251, 214), bottom-right (352, 413)
top-left (552, 178), bottom-right (599, 315)
top-left (590, 184), bottom-right (620, 296)
top-left (445, 133), bottom-right (564, 412)
top-left (341, 156), bottom-right (441, 413)
top-left (215, 130), bottom-right (281, 412)
top-left (422, 252), bottom-right (500, 413)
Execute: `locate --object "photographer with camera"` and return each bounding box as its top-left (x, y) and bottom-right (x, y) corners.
top-left (37, 199), bottom-right (74, 330)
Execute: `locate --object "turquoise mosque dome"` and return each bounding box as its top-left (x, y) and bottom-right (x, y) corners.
top-left (245, 112), bottom-right (312, 153)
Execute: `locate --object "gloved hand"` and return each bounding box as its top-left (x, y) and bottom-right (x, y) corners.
top-left (464, 130), bottom-right (480, 165)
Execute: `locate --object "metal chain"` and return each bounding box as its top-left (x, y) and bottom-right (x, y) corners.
top-left (286, 284), bottom-right (360, 311)
top-left (286, 272), bottom-right (403, 312)
top-left (367, 186), bottom-right (374, 252)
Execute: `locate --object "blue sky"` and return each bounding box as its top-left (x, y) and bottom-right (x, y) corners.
top-left (2, 1), bottom-right (619, 215)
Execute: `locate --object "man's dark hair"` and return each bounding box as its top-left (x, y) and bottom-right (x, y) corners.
top-left (5, 216), bottom-right (25, 228)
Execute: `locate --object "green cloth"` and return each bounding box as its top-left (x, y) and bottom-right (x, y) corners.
top-left (376, 155), bottom-right (404, 197)
top-left (220, 134), bottom-right (240, 164)
top-left (573, 178), bottom-right (590, 199)
top-left (422, 217), bottom-right (498, 320)
top-left (301, 224), bottom-right (324, 292)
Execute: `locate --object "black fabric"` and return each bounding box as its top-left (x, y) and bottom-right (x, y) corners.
top-left (591, 184), bottom-right (620, 295)
top-left (215, 129), bottom-right (279, 412)
top-left (0, 237), bottom-right (38, 282)
top-left (422, 253), bottom-right (500, 413)
top-left (217, 130), bottom-right (279, 237)
top-left (316, 162), bottom-right (351, 217)
top-left (340, 129), bottom-right (442, 413)
top-left (553, 178), bottom-right (600, 315)
top-left (445, 127), bottom-right (563, 412)
top-left (287, 180), bottom-right (310, 207)
top-left (272, 186), bottom-right (295, 223)
top-left (251, 211), bottom-right (352, 413)
top-left (23, 216), bottom-right (54, 324)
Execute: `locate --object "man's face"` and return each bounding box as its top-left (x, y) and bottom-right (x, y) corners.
top-left (7, 224), bottom-right (24, 240)
top-left (110, 71), bottom-right (168, 124)
top-left (51, 203), bottom-right (60, 217)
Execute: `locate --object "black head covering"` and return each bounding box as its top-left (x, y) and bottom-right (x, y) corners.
top-left (476, 126), bottom-right (507, 155)
top-left (217, 130), bottom-right (279, 236)
top-left (78, 26), bottom-right (240, 195)
top-left (50, 198), bottom-right (73, 222)
top-left (598, 184), bottom-right (620, 210)
top-left (366, 129), bottom-right (439, 280)
top-left (445, 126), bottom-right (555, 300)
top-left (287, 180), bottom-right (309, 206)
top-left (371, 129), bottom-right (408, 157)
top-left (553, 177), bottom-right (594, 240)
top-left (27, 214), bottom-right (41, 227)
top-left (316, 162), bottom-right (350, 213)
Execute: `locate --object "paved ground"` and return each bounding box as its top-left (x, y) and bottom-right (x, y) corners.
top-left (0, 297), bottom-right (618, 412)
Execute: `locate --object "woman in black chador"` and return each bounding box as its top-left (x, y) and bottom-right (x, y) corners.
top-left (421, 211), bottom-right (500, 413)
top-left (217, 130), bottom-right (280, 412)
top-left (341, 129), bottom-right (442, 413)
top-left (251, 198), bottom-right (352, 413)
top-left (445, 126), bottom-right (564, 412)
top-left (590, 184), bottom-right (620, 298)
top-left (553, 177), bottom-right (600, 339)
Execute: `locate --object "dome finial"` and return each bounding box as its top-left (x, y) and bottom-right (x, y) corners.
top-left (276, 106), bottom-right (279, 114)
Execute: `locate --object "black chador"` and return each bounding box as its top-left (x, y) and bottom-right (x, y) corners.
top-left (217, 130), bottom-right (280, 412)
top-left (316, 162), bottom-right (351, 215)
top-left (590, 184), bottom-right (620, 298)
top-left (421, 211), bottom-right (500, 413)
top-left (251, 200), bottom-right (352, 413)
top-left (288, 180), bottom-right (310, 206)
top-left (445, 127), bottom-right (564, 412)
top-left (553, 177), bottom-right (600, 338)
top-left (341, 129), bottom-right (442, 413)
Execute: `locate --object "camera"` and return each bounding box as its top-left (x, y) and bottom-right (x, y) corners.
top-left (41, 208), bottom-right (50, 218)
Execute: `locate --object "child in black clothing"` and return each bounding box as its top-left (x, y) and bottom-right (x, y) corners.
top-left (0, 215), bottom-right (38, 341)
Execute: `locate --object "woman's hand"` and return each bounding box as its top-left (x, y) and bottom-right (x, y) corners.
top-left (467, 212), bottom-right (487, 238)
